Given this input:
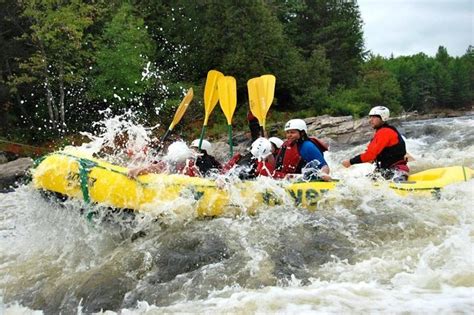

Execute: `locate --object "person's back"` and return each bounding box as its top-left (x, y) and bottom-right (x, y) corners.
top-left (195, 152), bottom-right (221, 176)
top-left (222, 151), bottom-right (258, 180)
top-left (190, 139), bottom-right (221, 177)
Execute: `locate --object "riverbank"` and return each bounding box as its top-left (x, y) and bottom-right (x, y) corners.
top-left (211, 109), bottom-right (474, 161)
top-left (1, 109), bottom-right (472, 191)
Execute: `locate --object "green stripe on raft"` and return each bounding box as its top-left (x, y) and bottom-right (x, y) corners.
top-left (32, 149), bottom-right (473, 217)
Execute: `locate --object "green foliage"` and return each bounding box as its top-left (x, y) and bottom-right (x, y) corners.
top-left (0, 2), bottom-right (472, 144)
top-left (8, 0), bottom-right (98, 131)
top-left (325, 88), bottom-right (368, 117)
top-left (326, 55), bottom-right (402, 117)
top-left (385, 46), bottom-right (473, 112)
top-left (276, 0), bottom-right (365, 88)
top-left (358, 55), bottom-right (402, 113)
top-left (287, 47), bottom-right (331, 112)
top-left (88, 3), bottom-right (156, 105)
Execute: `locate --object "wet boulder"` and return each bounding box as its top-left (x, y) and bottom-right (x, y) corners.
top-left (0, 157), bottom-right (33, 192)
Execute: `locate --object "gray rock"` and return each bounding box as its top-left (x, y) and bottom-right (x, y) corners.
top-left (0, 157), bottom-right (34, 192)
top-left (0, 153), bottom-right (7, 164)
top-left (211, 111), bottom-right (474, 162)
top-left (210, 115), bottom-right (372, 161)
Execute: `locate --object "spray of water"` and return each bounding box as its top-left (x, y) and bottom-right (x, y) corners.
top-left (1, 116), bottom-right (473, 314)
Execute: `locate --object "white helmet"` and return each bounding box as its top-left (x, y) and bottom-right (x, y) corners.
top-left (166, 141), bottom-right (193, 162)
top-left (191, 139), bottom-right (211, 152)
top-left (284, 119), bottom-right (307, 133)
top-left (250, 137), bottom-right (272, 160)
top-left (268, 137), bottom-right (284, 149)
top-left (369, 106), bottom-right (390, 122)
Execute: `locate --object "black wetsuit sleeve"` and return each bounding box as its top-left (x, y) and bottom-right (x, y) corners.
top-left (349, 155), bottom-right (362, 165)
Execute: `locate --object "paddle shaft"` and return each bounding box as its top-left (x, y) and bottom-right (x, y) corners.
top-left (198, 126), bottom-right (206, 150)
top-left (227, 125), bottom-right (233, 157)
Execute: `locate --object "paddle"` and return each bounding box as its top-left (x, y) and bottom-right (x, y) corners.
top-left (199, 69), bottom-right (224, 150)
top-left (259, 74), bottom-right (276, 131)
top-left (218, 76), bottom-right (237, 157)
top-left (160, 87), bottom-right (194, 143)
top-left (247, 74), bottom-right (276, 136)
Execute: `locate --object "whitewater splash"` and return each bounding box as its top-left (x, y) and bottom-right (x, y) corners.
top-left (0, 116), bottom-right (473, 314)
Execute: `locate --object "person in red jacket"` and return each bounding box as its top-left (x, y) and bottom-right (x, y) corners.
top-left (268, 137), bottom-right (283, 159)
top-left (250, 137), bottom-right (275, 177)
top-left (128, 141), bottom-right (198, 178)
top-left (221, 138), bottom-right (276, 179)
top-left (342, 106), bottom-right (409, 181)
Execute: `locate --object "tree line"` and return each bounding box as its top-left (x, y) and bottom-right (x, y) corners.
top-left (0, 0), bottom-right (472, 144)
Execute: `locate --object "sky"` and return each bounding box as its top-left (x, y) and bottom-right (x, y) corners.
top-left (357, 0), bottom-right (473, 57)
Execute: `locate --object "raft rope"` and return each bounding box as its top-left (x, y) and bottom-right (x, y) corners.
top-left (77, 158), bottom-right (97, 220)
top-left (32, 152), bottom-right (138, 221)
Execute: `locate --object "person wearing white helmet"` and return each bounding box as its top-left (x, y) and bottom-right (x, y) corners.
top-left (274, 119), bottom-right (331, 181)
top-left (342, 106), bottom-right (409, 180)
top-left (128, 140), bottom-right (195, 178)
top-left (221, 138), bottom-right (271, 179)
top-left (249, 137), bottom-right (275, 177)
top-left (190, 139), bottom-right (221, 177)
top-left (268, 136), bottom-right (283, 158)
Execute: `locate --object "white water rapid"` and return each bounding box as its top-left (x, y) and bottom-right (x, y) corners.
top-left (1, 116), bottom-right (473, 314)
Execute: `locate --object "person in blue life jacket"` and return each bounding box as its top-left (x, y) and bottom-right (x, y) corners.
top-left (274, 119), bottom-right (331, 181)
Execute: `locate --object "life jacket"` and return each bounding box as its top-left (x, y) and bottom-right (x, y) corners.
top-left (126, 146), bottom-right (148, 159)
top-left (174, 159), bottom-right (199, 177)
top-left (195, 153), bottom-right (221, 176)
top-left (375, 125), bottom-right (407, 169)
top-left (275, 137), bottom-right (328, 175)
top-left (256, 160), bottom-right (274, 177)
top-left (222, 153), bottom-right (242, 173)
top-left (221, 151), bottom-right (257, 179)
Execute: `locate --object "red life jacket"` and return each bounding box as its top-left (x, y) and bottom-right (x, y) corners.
top-left (175, 159), bottom-right (199, 177)
top-left (375, 125), bottom-right (407, 169)
top-left (126, 144), bottom-right (149, 157)
top-left (256, 160), bottom-right (274, 177)
top-left (222, 153), bottom-right (242, 173)
top-left (274, 137), bottom-right (328, 177)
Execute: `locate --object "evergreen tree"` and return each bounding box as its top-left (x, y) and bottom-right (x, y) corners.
top-left (450, 55), bottom-right (472, 108)
top-left (138, 0), bottom-right (330, 111)
top-left (358, 55), bottom-right (402, 113)
top-left (0, 0), bottom-right (32, 135)
top-left (275, 0), bottom-right (365, 88)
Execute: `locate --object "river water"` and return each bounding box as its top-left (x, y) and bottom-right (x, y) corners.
top-left (1, 116), bottom-right (473, 314)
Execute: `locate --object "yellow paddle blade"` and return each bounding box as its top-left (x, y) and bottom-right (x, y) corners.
top-left (168, 88), bottom-right (193, 130)
top-left (247, 77), bottom-right (264, 126)
top-left (260, 74), bottom-right (276, 128)
top-left (203, 69), bottom-right (224, 125)
top-left (218, 76), bottom-right (237, 125)
top-left (260, 74), bottom-right (276, 116)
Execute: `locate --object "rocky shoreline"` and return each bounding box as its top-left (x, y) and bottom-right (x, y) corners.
top-left (1, 110), bottom-right (472, 192)
top-left (211, 110), bottom-right (474, 161)
top-left (0, 157), bottom-right (34, 192)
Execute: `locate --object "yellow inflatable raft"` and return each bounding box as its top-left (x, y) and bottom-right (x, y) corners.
top-left (31, 150), bottom-right (473, 217)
